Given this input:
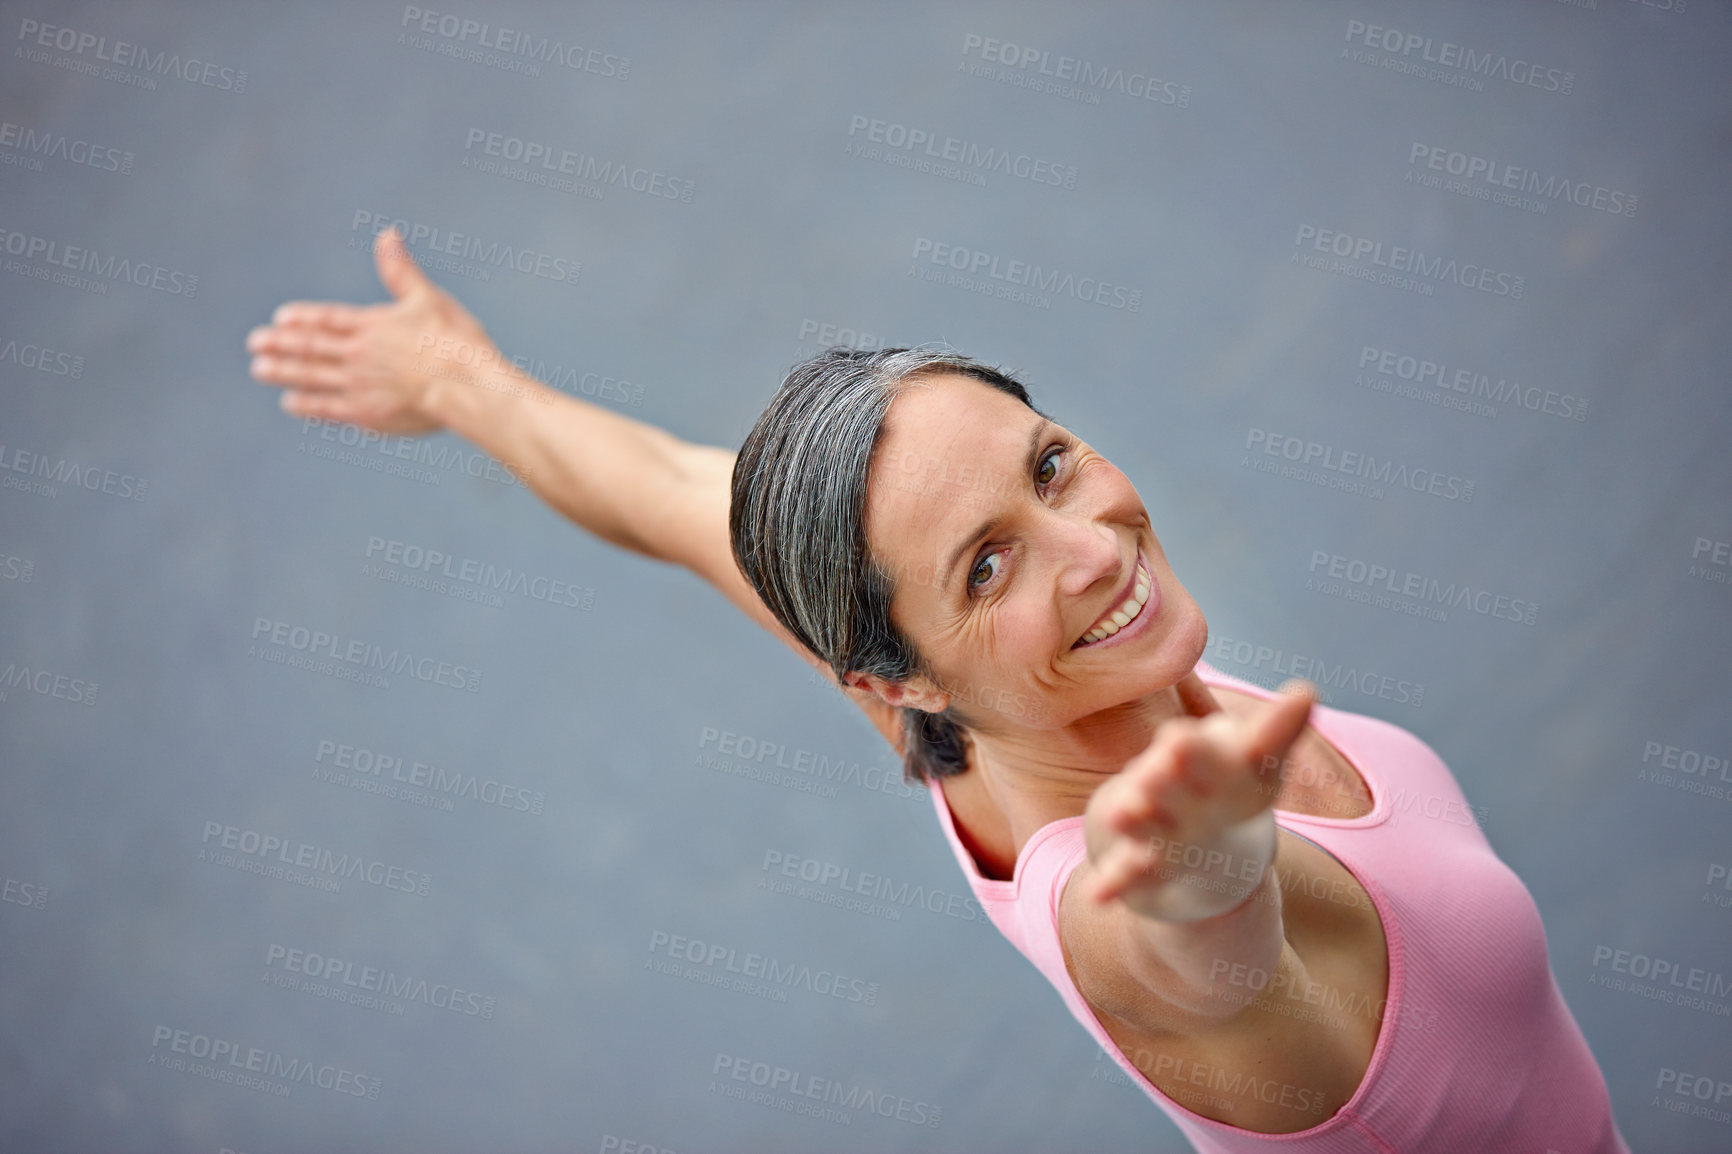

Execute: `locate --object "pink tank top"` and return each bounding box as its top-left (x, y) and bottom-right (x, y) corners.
top-left (926, 660), bottom-right (1630, 1153)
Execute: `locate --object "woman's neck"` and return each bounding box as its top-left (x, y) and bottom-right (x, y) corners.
top-left (956, 681), bottom-right (1194, 869)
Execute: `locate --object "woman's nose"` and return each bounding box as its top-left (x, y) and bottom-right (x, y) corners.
top-left (1051, 515), bottom-right (1123, 598)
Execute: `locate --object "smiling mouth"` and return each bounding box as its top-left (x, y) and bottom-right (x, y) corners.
top-left (1071, 555), bottom-right (1153, 648)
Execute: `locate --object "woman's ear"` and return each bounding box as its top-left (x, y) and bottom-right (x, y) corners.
top-left (841, 670), bottom-right (951, 715)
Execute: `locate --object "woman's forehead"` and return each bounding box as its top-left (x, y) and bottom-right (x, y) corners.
top-left (879, 372), bottom-right (1040, 456)
top-left (865, 376), bottom-right (1052, 580)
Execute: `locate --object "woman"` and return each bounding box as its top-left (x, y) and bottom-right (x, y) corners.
top-left (246, 229), bottom-right (1630, 1152)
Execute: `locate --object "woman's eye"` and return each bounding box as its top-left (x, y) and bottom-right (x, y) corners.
top-left (1036, 447), bottom-right (1063, 486)
top-left (968, 551), bottom-right (1001, 591)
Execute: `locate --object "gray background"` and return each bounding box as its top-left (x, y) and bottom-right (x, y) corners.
top-left (2, 1), bottom-right (1729, 1151)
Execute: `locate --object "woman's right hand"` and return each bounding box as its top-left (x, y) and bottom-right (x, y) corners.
top-left (1081, 675), bottom-right (1315, 917)
top-left (245, 226), bottom-right (494, 436)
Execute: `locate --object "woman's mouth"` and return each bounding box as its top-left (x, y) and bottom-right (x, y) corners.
top-left (1071, 551), bottom-right (1156, 649)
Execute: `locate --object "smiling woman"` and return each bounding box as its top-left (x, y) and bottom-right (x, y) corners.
top-left (727, 346), bottom-right (1058, 782)
top-left (246, 229), bottom-right (1632, 1154)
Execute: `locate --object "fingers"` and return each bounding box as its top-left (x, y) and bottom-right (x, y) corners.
top-left (371, 226), bottom-right (429, 301)
top-left (247, 319), bottom-right (359, 392)
top-left (251, 351), bottom-right (352, 391)
top-left (1097, 723), bottom-right (1203, 841)
top-left (1087, 837), bottom-right (1160, 905)
top-left (246, 324), bottom-right (352, 361)
top-left (265, 301), bottom-right (365, 332)
top-left (247, 304), bottom-right (364, 389)
top-left (1085, 679), bottom-right (1316, 907)
top-left (1100, 682), bottom-right (1315, 838)
top-left (1241, 680), bottom-right (1316, 773)
top-left (1109, 767), bottom-right (1225, 845)
top-left (277, 388), bottom-right (371, 424)
top-left (1174, 669), bottom-right (1223, 719)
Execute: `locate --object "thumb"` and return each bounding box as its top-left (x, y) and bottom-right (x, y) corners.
top-left (1173, 669), bottom-right (1222, 719)
top-left (372, 226), bottom-right (428, 301)
top-left (1243, 680), bottom-right (1315, 768)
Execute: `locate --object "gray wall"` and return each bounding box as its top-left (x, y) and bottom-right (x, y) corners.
top-left (2, 1), bottom-right (1728, 1151)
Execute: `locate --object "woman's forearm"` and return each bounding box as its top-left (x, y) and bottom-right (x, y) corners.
top-left (423, 343), bottom-right (715, 562)
top-left (1119, 862), bottom-right (1288, 1019)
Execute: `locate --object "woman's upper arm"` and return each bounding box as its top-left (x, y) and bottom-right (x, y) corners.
top-left (1059, 860), bottom-right (1286, 1034)
top-left (653, 441), bottom-right (907, 759)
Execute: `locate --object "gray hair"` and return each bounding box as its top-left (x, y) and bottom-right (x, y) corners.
top-left (729, 346), bottom-right (1046, 782)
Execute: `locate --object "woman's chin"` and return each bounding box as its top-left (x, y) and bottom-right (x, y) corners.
top-left (1132, 602), bottom-right (1209, 690)
top-left (1109, 568), bottom-right (1207, 679)
top-left (1035, 595), bottom-right (1207, 728)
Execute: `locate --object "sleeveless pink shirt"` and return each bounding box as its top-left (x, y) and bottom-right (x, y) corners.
top-left (926, 660), bottom-right (1630, 1153)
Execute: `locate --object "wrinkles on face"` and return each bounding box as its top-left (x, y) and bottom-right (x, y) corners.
top-left (863, 373), bottom-right (1202, 743)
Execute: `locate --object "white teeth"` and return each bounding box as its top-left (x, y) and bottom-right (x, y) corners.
top-left (1078, 561), bottom-right (1152, 647)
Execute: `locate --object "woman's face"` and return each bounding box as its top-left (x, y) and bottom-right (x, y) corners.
top-left (863, 372), bottom-right (1209, 732)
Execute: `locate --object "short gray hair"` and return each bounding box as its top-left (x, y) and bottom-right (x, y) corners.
top-left (729, 346), bottom-right (1046, 781)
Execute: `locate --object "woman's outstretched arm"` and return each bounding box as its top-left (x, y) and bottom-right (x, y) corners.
top-left (1062, 680), bottom-right (1312, 1027)
top-left (246, 227), bottom-right (905, 754)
